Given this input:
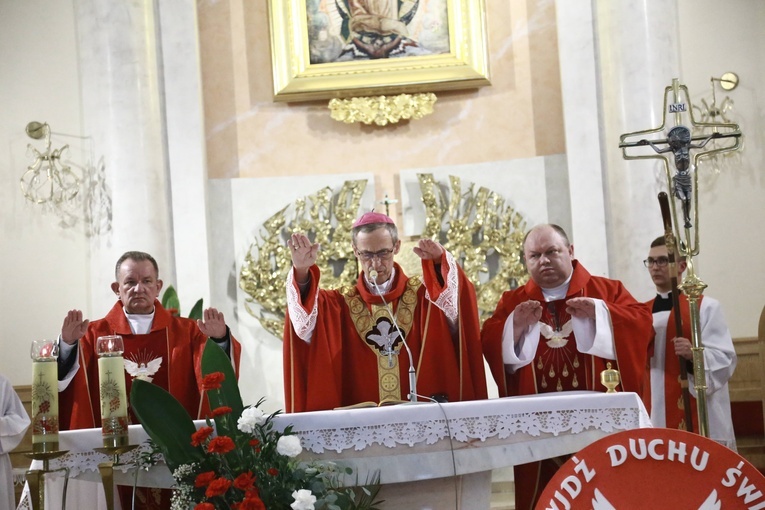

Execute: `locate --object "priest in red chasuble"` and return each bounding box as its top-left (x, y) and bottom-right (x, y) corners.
top-left (283, 211), bottom-right (487, 413)
top-left (56, 251), bottom-right (241, 508)
top-left (481, 224), bottom-right (653, 510)
top-left (57, 251), bottom-right (241, 431)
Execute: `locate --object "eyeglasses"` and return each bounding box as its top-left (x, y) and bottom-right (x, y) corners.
top-left (643, 257), bottom-right (669, 268)
top-left (356, 248), bottom-right (395, 261)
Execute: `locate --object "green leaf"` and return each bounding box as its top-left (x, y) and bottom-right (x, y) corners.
top-left (129, 379), bottom-right (204, 472)
top-left (201, 339), bottom-right (244, 430)
top-left (188, 298), bottom-right (204, 321)
top-left (160, 285), bottom-right (181, 315)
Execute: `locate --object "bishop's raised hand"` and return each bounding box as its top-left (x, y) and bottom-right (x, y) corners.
top-left (413, 238), bottom-right (444, 261)
top-left (288, 233), bottom-right (320, 271)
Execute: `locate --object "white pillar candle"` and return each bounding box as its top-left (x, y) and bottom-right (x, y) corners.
top-left (96, 336), bottom-right (128, 448)
top-left (30, 339), bottom-right (59, 453)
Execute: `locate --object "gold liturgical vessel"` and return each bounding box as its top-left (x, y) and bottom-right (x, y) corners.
top-left (600, 362), bottom-right (620, 393)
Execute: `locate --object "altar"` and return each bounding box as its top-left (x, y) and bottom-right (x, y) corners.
top-left (18, 391), bottom-right (651, 509)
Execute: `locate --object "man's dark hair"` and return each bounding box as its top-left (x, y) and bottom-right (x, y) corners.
top-left (649, 235), bottom-right (686, 261)
top-left (351, 222), bottom-right (399, 246)
top-left (114, 251), bottom-right (159, 280)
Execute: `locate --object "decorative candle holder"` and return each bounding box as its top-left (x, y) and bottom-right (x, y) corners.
top-left (96, 335), bottom-right (129, 448)
top-left (26, 339), bottom-right (69, 510)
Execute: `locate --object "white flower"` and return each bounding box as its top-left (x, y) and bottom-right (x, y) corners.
top-left (290, 489), bottom-right (316, 510)
top-left (277, 434), bottom-right (303, 457)
top-left (237, 406), bottom-right (267, 433)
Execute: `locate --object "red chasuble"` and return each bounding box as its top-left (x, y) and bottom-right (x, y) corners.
top-left (283, 257), bottom-right (487, 413)
top-left (481, 261), bottom-right (653, 510)
top-left (482, 261), bottom-right (653, 397)
top-left (59, 300), bottom-right (241, 431)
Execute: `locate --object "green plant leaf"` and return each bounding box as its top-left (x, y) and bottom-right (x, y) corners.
top-left (188, 298), bottom-right (204, 321)
top-left (130, 379), bottom-right (204, 472)
top-left (160, 285), bottom-right (181, 315)
top-left (201, 339), bottom-right (244, 426)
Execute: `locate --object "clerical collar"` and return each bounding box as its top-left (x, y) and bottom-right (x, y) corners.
top-left (540, 272), bottom-right (573, 302)
top-left (123, 307), bottom-right (155, 334)
top-left (365, 267), bottom-right (396, 295)
top-left (653, 291), bottom-right (673, 313)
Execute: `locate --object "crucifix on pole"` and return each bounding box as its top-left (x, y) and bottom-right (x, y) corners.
top-left (618, 78), bottom-right (742, 439)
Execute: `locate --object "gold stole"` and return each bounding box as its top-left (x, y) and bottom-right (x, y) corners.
top-left (344, 277), bottom-right (420, 402)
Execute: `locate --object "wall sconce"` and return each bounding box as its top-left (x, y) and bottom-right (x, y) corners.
top-left (692, 72), bottom-right (743, 179)
top-left (21, 121), bottom-right (81, 205)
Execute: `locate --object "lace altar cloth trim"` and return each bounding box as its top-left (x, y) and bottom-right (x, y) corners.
top-left (278, 391), bottom-right (651, 453)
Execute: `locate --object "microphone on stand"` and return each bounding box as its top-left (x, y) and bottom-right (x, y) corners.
top-left (366, 267), bottom-right (418, 403)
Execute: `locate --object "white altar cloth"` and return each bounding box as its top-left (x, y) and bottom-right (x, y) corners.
top-left (18, 391), bottom-right (650, 509)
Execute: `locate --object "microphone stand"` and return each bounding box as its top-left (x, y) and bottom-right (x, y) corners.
top-left (368, 268), bottom-right (418, 403)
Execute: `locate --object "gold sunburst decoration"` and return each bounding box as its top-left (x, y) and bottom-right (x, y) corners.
top-left (239, 175), bottom-right (529, 339)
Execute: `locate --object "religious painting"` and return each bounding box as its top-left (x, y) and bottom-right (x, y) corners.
top-left (268, 0), bottom-right (490, 102)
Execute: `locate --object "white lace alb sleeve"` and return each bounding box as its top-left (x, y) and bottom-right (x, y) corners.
top-left (501, 310), bottom-right (541, 373)
top-left (573, 298), bottom-right (615, 359)
top-left (286, 269), bottom-right (319, 343)
top-left (424, 250), bottom-right (459, 324)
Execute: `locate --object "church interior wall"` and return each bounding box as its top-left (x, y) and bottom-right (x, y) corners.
top-left (0, 0), bottom-right (763, 404)
top-left (0, 0), bottom-right (90, 386)
top-left (673, 0), bottom-right (765, 337)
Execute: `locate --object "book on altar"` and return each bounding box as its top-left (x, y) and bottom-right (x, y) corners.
top-left (334, 398), bottom-right (409, 410)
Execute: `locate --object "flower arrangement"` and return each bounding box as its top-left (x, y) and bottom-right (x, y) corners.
top-left (130, 340), bottom-right (382, 510)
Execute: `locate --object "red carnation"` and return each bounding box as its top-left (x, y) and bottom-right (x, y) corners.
top-left (267, 467), bottom-right (279, 477)
top-left (194, 471), bottom-right (216, 488)
top-left (202, 372), bottom-right (225, 390)
top-left (191, 426), bottom-right (214, 446)
top-left (194, 503), bottom-right (215, 510)
top-left (207, 436), bottom-right (236, 454)
top-left (249, 439), bottom-right (260, 447)
top-left (233, 471), bottom-right (256, 491)
top-left (211, 406), bottom-right (232, 417)
top-left (205, 477), bottom-right (232, 498)
top-left (239, 495), bottom-right (266, 510)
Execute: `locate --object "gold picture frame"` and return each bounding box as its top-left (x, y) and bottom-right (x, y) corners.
top-left (268, 0), bottom-right (491, 102)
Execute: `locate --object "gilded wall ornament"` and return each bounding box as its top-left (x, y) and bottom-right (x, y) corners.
top-left (239, 175), bottom-right (528, 338)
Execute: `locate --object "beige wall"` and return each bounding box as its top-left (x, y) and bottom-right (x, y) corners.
top-left (0, 1), bottom-right (89, 386)
top-left (676, 0), bottom-right (765, 337)
top-left (197, 0), bottom-right (566, 221)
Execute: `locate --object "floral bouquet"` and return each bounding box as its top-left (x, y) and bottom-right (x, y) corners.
top-left (130, 340), bottom-right (381, 510)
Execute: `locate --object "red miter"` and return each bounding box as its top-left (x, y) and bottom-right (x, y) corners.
top-left (352, 211), bottom-right (394, 228)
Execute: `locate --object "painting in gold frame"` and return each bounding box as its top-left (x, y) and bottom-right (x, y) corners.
top-left (268, 0), bottom-right (490, 102)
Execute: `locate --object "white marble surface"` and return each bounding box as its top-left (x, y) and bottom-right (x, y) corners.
top-left (594, 0), bottom-right (682, 296)
top-left (73, 0), bottom-right (174, 317)
top-left (555, 0), bottom-right (609, 277)
top-left (398, 155), bottom-right (568, 238)
top-left (158, 0), bottom-right (214, 314)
